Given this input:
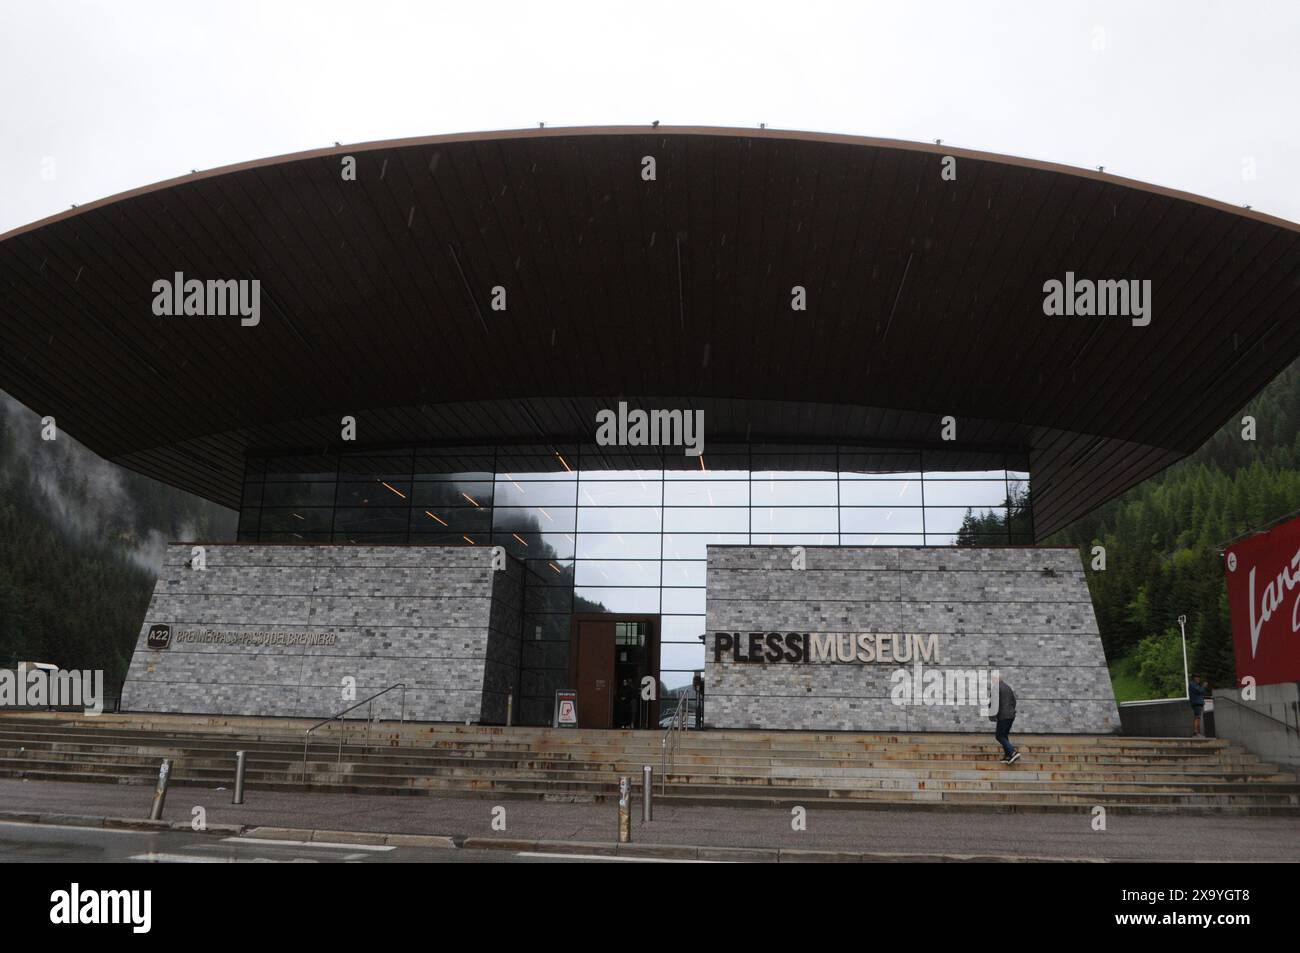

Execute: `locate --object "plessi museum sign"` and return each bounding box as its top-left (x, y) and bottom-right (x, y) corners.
top-left (704, 546), bottom-right (1121, 733)
top-left (714, 631), bottom-right (939, 664)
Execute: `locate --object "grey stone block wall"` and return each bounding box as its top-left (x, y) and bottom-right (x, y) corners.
top-left (704, 546), bottom-right (1119, 733)
top-left (121, 545), bottom-right (524, 723)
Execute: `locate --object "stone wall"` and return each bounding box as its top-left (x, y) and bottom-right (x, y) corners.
top-left (704, 546), bottom-right (1119, 733)
top-left (121, 544), bottom-right (523, 723)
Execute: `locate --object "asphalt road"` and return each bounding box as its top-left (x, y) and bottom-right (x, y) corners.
top-left (0, 821), bottom-right (606, 864)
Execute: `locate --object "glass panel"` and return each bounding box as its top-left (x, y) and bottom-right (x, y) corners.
top-left (495, 506), bottom-right (577, 533)
top-left (662, 508), bottom-right (749, 533)
top-left (660, 615), bottom-right (706, 642)
top-left (577, 481), bottom-right (663, 506)
top-left (524, 559), bottom-right (575, 587)
top-left (838, 449), bottom-right (921, 476)
top-left (660, 642), bottom-right (706, 673)
top-left (925, 506), bottom-right (1007, 535)
top-left (335, 480), bottom-right (413, 507)
top-left (750, 507), bottom-right (838, 533)
top-left (577, 507), bottom-right (662, 533)
top-left (261, 531), bottom-right (331, 543)
top-left (838, 479), bottom-right (922, 505)
top-left (240, 480), bottom-right (264, 507)
top-left (259, 508), bottom-right (333, 533)
top-left (411, 482), bottom-right (495, 507)
top-left (334, 507), bottom-right (410, 535)
top-left (237, 507), bottom-right (260, 534)
top-left (661, 533), bottom-right (748, 559)
top-left (922, 479), bottom-right (1010, 506)
top-left (578, 444), bottom-right (664, 477)
top-left (522, 614), bottom-right (571, 642)
top-left (660, 560), bottom-right (706, 587)
top-left (496, 445), bottom-right (579, 477)
top-left (751, 532), bottom-right (840, 545)
top-left (410, 532), bottom-right (484, 547)
top-left (923, 469), bottom-right (1009, 481)
top-left (261, 482), bottom-right (337, 507)
top-left (662, 481), bottom-right (748, 506)
top-left (664, 456), bottom-right (748, 479)
top-left (751, 480), bottom-right (837, 506)
top-left (333, 531), bottom-right (408, 544)
top-left (337, 453), bottom-right (413, 481)
top-left (414, 447), bottom-right (495, 480)
top-left (840, 507), bottom-right (925, 533)
top-left (750, 446), bottom-right (838, 474)
top-left (840, 533), bottom-right (926, 545)
top-left (661, 588), bottom-right (705, 614)
top-left (574, 560), bottom-right (660, 587)
top-left (262, 454), bottom-right (337, 480)
top-left (575, 533), bottom-right (660, 559)
top-left (492, 530), bottom-right (576, 560)
top-left (573, 587), bottom-right (660, 613)
top-left (411, 508), bottom-right (492, 533)
top-left (493, 479), bottom-right (578, 507)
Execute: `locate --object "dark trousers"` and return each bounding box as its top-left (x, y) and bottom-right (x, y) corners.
top-left (995, 717), bottom-right (1016, 758)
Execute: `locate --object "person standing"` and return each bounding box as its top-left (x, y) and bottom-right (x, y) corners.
top-left (988, 677), bottom-right (1020, 764)
top-left (1189, 674), bottom-right (1206, 737)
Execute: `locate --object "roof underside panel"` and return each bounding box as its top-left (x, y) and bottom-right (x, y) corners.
top-left (1, 127), bottom-right (1297, 540)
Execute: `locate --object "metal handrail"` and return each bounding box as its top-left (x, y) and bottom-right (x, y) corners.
top-left (659, 695), bottom-right (693, 796)
top-left (1213, 693), bottom-right (1300, 737)
top-left (301, 683), bottom-right (406, 780)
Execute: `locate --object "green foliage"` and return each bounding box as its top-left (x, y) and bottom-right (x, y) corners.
top-left (1049, 358), bottom-right (1300, 689)
top-left (1132, 628), bottom-right (1186, 699)
top-left (1108, 653), bottom-right (1152, 703)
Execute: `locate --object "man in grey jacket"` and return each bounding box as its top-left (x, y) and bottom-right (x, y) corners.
top-left (989, 677), bottom-right (1020, 764)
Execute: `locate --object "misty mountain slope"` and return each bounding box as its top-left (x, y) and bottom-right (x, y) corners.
top-left (0, 391), bottom-right (235, 692)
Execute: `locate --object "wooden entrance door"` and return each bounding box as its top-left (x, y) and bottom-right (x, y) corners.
top-left (572, 618), bottom-right (616, 729)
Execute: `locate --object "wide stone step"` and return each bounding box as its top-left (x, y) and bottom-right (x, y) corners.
top-left (4, 766), bottom-right (1293, 815)
top-left (2, 743), bottom-right (1280, 786)
top-left (5, 754), bottom-right (1297, 800)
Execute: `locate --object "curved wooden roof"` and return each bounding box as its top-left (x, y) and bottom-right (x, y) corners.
top-left (2, 125), bottom-right (1298, 539)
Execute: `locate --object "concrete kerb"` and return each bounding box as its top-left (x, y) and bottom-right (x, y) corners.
top-left (0, 811), bottom-right (1112, 862)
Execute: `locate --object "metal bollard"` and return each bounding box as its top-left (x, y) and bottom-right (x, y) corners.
top-left (617, 776), bottom-right (631, 843)
top-left (233, 750), bottom-right (247, 804)
top-left (506, 692), bottom-right (513, 727)
top-left (149, 759), bottom-right (171, 820)
top-left (642, 764), bottom-right (653, 822)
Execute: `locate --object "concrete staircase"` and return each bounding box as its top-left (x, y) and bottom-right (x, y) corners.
top-left (2, 712), bottom-right (1298, 815)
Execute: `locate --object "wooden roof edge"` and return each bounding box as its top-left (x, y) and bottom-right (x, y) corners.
top-left (4, 125), bottom-right (1298, 245)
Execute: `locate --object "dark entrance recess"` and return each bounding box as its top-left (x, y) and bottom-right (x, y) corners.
top-left (568, 614), bottom-right (660, 729)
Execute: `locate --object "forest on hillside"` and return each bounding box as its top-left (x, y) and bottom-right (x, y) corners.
top-left (959, 358), bottom-right (1300, 699)
top-left (0, 393), bottom-right (236, 695)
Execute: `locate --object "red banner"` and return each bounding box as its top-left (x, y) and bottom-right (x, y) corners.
top-left (1225, 514), bottom-right (1300, 686)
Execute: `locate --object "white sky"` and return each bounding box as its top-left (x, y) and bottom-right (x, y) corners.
top-left (2, 0), bottom-right (1298, 234)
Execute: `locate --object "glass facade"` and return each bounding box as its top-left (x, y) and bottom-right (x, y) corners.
top-left (238, 443), bottom-right (1031, 726)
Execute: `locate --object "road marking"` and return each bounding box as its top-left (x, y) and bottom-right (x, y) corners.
top-left (131, 852), bottom-right (236, 863)
top-left (130, 851), bottom-right (324, 863)
top-left (220, 836), bottom-right (394, 852)
top-left (517, 852), bottom-right (723, 863)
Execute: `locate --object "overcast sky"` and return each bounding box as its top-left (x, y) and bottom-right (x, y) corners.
top-left (1, 0), bottom-right (1298, 234)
